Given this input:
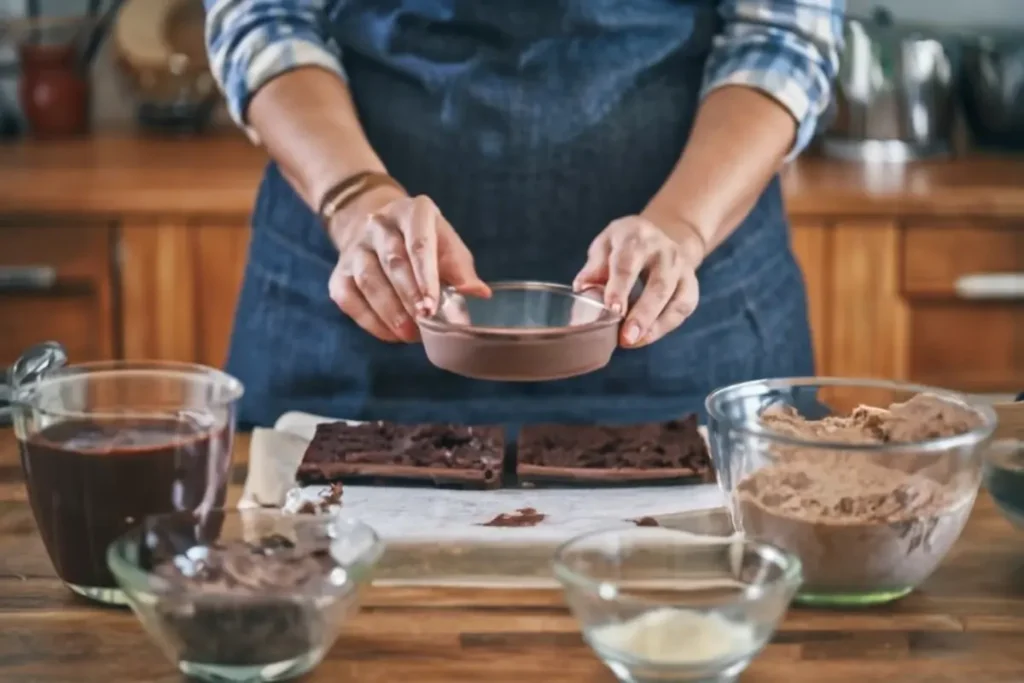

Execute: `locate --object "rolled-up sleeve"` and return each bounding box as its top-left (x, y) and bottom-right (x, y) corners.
top-left (204, 0), bottom-right (345, 141)
top-left (701, 0), bottom-right (844, 160)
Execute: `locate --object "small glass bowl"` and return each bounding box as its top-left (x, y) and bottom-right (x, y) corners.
top-left (706, 377), bottom-right (997, 606)
top-left (554, 528), bottom-right (801, 683)
top-left (983, 439), bottom-right (1024, 529)
top-left (417, 281), bottom-right (622, 381)
top-left (108, 509), bottom-right (383, 683)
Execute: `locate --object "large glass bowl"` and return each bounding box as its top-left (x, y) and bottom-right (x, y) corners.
top-left (706, 377), bottom-right (997, 607)
top-left (108, 509), bottom-right (383, 683)
top-left (554, 528), bottom-right (801, 683)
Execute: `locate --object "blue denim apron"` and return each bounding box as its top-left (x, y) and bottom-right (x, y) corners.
top-left (225, 0), bottom-right (815, 428)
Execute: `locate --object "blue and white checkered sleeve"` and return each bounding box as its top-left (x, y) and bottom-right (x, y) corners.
top-left (204, 0), bottom-right (345, 142)
top-left (700, 0), bottom-right (844, 160)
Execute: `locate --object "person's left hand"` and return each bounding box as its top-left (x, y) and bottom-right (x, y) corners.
top-left (573, 214), bottom-right (705, 348)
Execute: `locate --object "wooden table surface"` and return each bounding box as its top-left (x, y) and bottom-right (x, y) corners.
top-left (1, 431), bottom-right (1023, 683)
top-left (3, 134), bottom-right (1024, 219)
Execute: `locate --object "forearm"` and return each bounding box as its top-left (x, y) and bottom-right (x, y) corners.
top-left (645, 0), bottom-right (843, 252)
top-left (247, 68), bottom-right (387, 211)
top-left (644, 86), bottom-right (795, 250)
top-left (203, 0), bottom-right (387, 211)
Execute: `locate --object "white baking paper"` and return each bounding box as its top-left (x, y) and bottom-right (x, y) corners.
top-left (242, 411), bottom-right (727, 544)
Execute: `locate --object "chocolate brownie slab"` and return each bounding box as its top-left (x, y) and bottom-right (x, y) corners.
top-left (297, 422), bottom-right (505, 489)
top-left (517, 415), bottom-right (712, 485)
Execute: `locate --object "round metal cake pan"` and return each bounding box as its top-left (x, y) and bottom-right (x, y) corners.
top-left (417, 281), bottom-right (623, 382)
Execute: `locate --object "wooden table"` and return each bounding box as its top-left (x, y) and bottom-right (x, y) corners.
top-left (1, 431), bottom-right (1023, 682)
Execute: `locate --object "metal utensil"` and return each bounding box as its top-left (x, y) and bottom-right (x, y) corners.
top-left (823, 7), bottom-right (957, 162)
top-left (0, 341), bottom-right (68, 425)
top-left (961, 32), bottom-right (1024, 151)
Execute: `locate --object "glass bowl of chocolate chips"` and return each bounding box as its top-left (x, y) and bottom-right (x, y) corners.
top-left (107, 508), bottom-right (383, 682)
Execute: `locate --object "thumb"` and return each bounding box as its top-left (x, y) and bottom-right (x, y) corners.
top-left (437, 228), bottom-right (491, 298)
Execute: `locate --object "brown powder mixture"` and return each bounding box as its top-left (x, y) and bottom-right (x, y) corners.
top-left (736, 393), bottom-right (984, 594)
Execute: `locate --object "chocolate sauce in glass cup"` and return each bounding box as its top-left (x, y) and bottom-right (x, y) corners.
top-left (5, 343), bottom-right (244, 605)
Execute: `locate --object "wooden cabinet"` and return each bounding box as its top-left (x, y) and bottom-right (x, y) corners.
top-left (119, 219), bottom-right (251, 367)
top-left (0, 224), bottom-right (116, 365)
top-left (788, 219), bottom-right (1024, 393)
top-left (902, 222), bottom-right (1024, 392)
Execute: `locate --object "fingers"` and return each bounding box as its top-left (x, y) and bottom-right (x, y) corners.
top-left (631, 268), bottom-right (699, 348)
top-left (369, 214), bottom-right (420, 319)
top-left (573, 236), bottom-right (610, 295)
top-left (604, 223), bottom-right (649, 315)
top-left (328, 260), bottom-right (402, 343)
top-left (621, 251), bottom-right (681, 346)
top-left (400, 196), bottom-right (440, 315)
top-left (437, 219), bottom-right (491, 298)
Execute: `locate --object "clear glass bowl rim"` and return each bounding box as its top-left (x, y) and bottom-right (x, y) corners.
top-left (11, 359), bottom-right (245, 408)
top-left (552, 527), bottom-right (803, 608)
top-left (416, 280), bottom-right (623, 339)
top-left (705, 376), bottom-right (998, 453)
top-left (107, 508), bottom-right (384, 599)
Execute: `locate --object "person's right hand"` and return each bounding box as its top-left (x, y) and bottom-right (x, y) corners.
top-left (326, 186), bottom-right (490, 343)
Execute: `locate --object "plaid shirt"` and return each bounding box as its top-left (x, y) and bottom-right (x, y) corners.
top-left (205, 0), bottom-right (844, 158)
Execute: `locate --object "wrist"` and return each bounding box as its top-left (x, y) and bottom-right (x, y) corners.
top-left (641, 202), bottom-right (709, 267)
top-left (326, 182), bottom-right (407, 248)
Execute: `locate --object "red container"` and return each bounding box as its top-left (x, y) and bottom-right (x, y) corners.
top-left (18, 42), bottom-right (90, 139)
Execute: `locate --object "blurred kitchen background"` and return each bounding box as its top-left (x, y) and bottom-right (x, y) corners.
top-left (0, 0), bottom-right (1021, 408)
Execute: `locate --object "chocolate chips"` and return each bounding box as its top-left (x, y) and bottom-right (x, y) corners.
top-left (152, 535), bottom-right (341, 667)
top-left (297, 422), bottom-right (505, 488)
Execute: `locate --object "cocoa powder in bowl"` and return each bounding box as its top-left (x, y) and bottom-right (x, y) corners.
top-left (734, 394), bottom-right (988, 603)
top-left (418, 282), bottom-right (621, 382)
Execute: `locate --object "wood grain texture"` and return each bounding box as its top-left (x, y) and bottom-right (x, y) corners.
top-left (194, 222), bottom-right (251, 367)
top-left (0, 224), bottom-right (115, 365)
top-left (119, 219), bottom-right (251, 366)
top-left (830, 221), bottom-right (910, 381)
top-left (1, 432), bottom-right (1024, 682)
top-left (119, 220), bottom-right (198, 362)
top-left (2, 135), bottom-right (1024, 219)
top-left (790, 221), bottom-right (833, 374)
top-left (903, 222), bottom-right (1024, 297)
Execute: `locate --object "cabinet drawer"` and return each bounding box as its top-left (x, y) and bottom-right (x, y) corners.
top-left (0, 225), bottom-right (113, 286)
top-left (908, 303), bottom-right (1024, 393)
top-left (0, 294), bottom-right (112, 366)
top-left (903, 222), bottom-right (1024, 298)
top-left (0, 224), bottom-right (116, 365)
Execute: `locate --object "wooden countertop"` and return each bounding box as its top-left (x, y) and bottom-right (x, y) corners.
top-left (2, 431), bottom-right (1024, 682)
top-left (2, 135), bottom-right (1024, 220)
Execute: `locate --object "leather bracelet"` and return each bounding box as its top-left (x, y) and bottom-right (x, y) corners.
top-left (317, 171), bottom-right (406, 224)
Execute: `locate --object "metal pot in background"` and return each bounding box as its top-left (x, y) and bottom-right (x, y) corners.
top-left (961, 32), bottom-right (1024, 152)
top-left (823, 8), bottom-right (957, 163)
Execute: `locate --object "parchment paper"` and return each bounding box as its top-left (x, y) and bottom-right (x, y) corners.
top-left (241, 411), bottom-right (730, 586)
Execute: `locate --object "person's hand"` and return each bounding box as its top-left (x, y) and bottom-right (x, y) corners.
top-left (573, 214), bottom-right (705, 348)
top-left (327, 186), bottom-right (490, 343)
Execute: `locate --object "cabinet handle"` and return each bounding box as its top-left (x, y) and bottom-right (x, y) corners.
top-left (0, 266), bottom-right (57, 292)
top-left (954, 273), bottom-right (1024, 301)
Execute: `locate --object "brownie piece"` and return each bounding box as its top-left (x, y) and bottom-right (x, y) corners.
top-left (517, 415), bottom-right (713, 485)
top-left (297, 422), bottom-right (505, 489)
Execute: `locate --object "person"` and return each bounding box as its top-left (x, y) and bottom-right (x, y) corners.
top-left (203, 0), bottom-right (844, 428)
